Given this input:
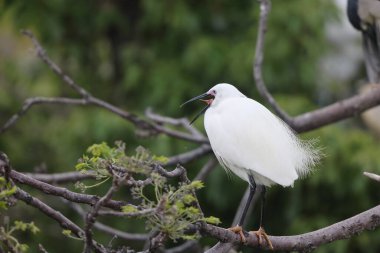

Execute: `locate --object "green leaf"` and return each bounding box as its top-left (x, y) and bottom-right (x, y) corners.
top-left (189, 180), bottom-right (204, 189)
top-left (122, 205), bottom-right (139, 214)
top-left (181, 234), bottom-right (198, 240)
top-left (203, 216), bottom-right (221, 225)
top-left (0, 201), bottom-right (8, 210)
top-left (182, 194), bottom-right (196, 204)
top-left (152, 155), bottom-right (169, 164)
top-left (18, 243), bottom-right (29, 252)
top-left (62, 230), bottom-right (72, 237)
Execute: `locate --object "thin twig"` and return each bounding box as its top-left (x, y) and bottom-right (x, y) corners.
top-left (166, 144), bottom-right (212, 166)
top-left (0, 97), bottom-right (87, 134)
top-left (253, 0), bottom-right (291, 122)
top-left (38, 244), bottom-right (49, 253)
top-left (194, 158), bottom-right (218, 181)
top-left (98, 208), bottom-right (156, 217)
top-left (26, 171), bottom-right (95, 184)
top-left (165, 241), bottom-right (202, 253)
top-left (84, 178), bottom-right (119, 252)
top-left (145, 108), bottom-right (205, 139)
top-left (92, 222), bottom-right (149, 242)
top-left (363, 171), bottom-right (380, 183)
top-left (67, 201), bottom-right (150, 242)
top-left (0, 30), bottom-right (209, 144)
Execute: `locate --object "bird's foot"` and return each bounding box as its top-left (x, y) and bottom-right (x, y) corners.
top-left (249, 227), bottom-right (273, 250)
top-left (228, 225), bottom-right (247, 243)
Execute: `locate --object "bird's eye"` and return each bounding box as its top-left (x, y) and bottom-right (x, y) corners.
top-left (212, 90), bottom-right (217, 95)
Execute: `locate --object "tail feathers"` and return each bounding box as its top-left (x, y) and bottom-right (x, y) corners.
top-left (295, 138), bottom-right (323, 178)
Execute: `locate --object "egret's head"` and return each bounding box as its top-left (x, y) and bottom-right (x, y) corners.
top-left (181, 83), bottom-right (245, 124)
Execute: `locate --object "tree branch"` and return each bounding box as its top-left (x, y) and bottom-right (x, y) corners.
top-left (0, 97), bottom-right (87, 134)
top-left (66, 201), bottom-right (150, 242)
top-left (8, 169), bottom-right (126, 210)
top-left (201, 204), bottom-right (380, 251)
top-left (291, 85), bottom-right (380, 132)
top-left (194, 158), bottom-right (218, 181)
top-left (251, 1), bottom-right (380, 134)
top-left (166, 144), bottom-right (212, 166)
top-left (253, 0), bottom-right (291, 122)
top-left (4, 30), bottom-right (207, 145)
top-left (84, 178), bottom-right (119, 252)
top-left (25, 171), bottom-right (95, 184)
top-left (14, 188), bottom-right (84, 238)
top-left (205, 186), bottom-right (262, 253)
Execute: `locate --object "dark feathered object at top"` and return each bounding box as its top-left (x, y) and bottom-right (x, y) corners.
top-left (347, 0), bottom-right (380, 83)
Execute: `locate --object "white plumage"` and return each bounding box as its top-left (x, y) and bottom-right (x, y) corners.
top-left (182, 83), bottom-right (320, 245)
top-left (203, 83), bottom-right (319, 187)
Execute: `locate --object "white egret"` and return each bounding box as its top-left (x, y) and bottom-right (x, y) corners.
top-left (182, 83), bottom-right (320, 248)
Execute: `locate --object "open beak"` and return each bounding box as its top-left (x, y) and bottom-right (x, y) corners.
top-left (181, 93), bottom-right (214, 124)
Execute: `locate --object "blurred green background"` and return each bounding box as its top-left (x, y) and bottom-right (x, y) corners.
top-left (1, 0), bottom-right (380, 252)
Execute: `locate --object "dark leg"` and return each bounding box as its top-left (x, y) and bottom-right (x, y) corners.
top-left (228, 175), bottom-right (256, 243)
top-left (250, 185), bottom-right (273, 250)
top-left (238, 174), bottom-right (256, 226)
top-left (259, 185), bottom-right (266, 227)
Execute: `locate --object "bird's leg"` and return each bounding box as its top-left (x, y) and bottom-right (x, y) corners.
top-left (249, 186), bottom-right (274, 250)
top-left (228, 175), bottom-right (256, 243)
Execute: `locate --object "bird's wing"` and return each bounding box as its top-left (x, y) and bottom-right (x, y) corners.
top-left (205, 98), bottom-right (316, 187)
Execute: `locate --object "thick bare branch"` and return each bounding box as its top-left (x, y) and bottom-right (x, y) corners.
top-left (291, 85), bottom-right (380, 132)
top-left (202, 204), bottom-right (380, 251)
top-left (251, 1), bottom-right (380, 134)
top-left (14, 188), bottom-right (84, 238)
top-left (15, 188), bottom-right (107, 253)
top-left (8, 169), bottom-right (126, 210)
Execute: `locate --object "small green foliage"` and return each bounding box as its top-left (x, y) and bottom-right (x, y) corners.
top-left (62, 229), bottom-right (83, 241)
top-left (202, 216), bottom-right (221, 225)
top-left (75, 142), bottom-right (221, 242)
top-left (13, 221), bottom-right (40, 234)
top-left (0, 220), bottom-right (40, 252)
top-left (180, 234), bottom-right (199, 240)
top-left (131, 174), bottom-right (214, 241)
top-left (152, 155), bottom-right (169, 164)
top-left (62, 229), bottom-right (72, 237)
top-left (182, 194), bottom-right (196, 204)
top-left (74, 141), bottom-right (170, 192)
top-left (121, 205), bottom-right (139, 214)
top-left (0, 176), bottom-right (17, 210)
top-left (189, 180), bottom-right (204, 190)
